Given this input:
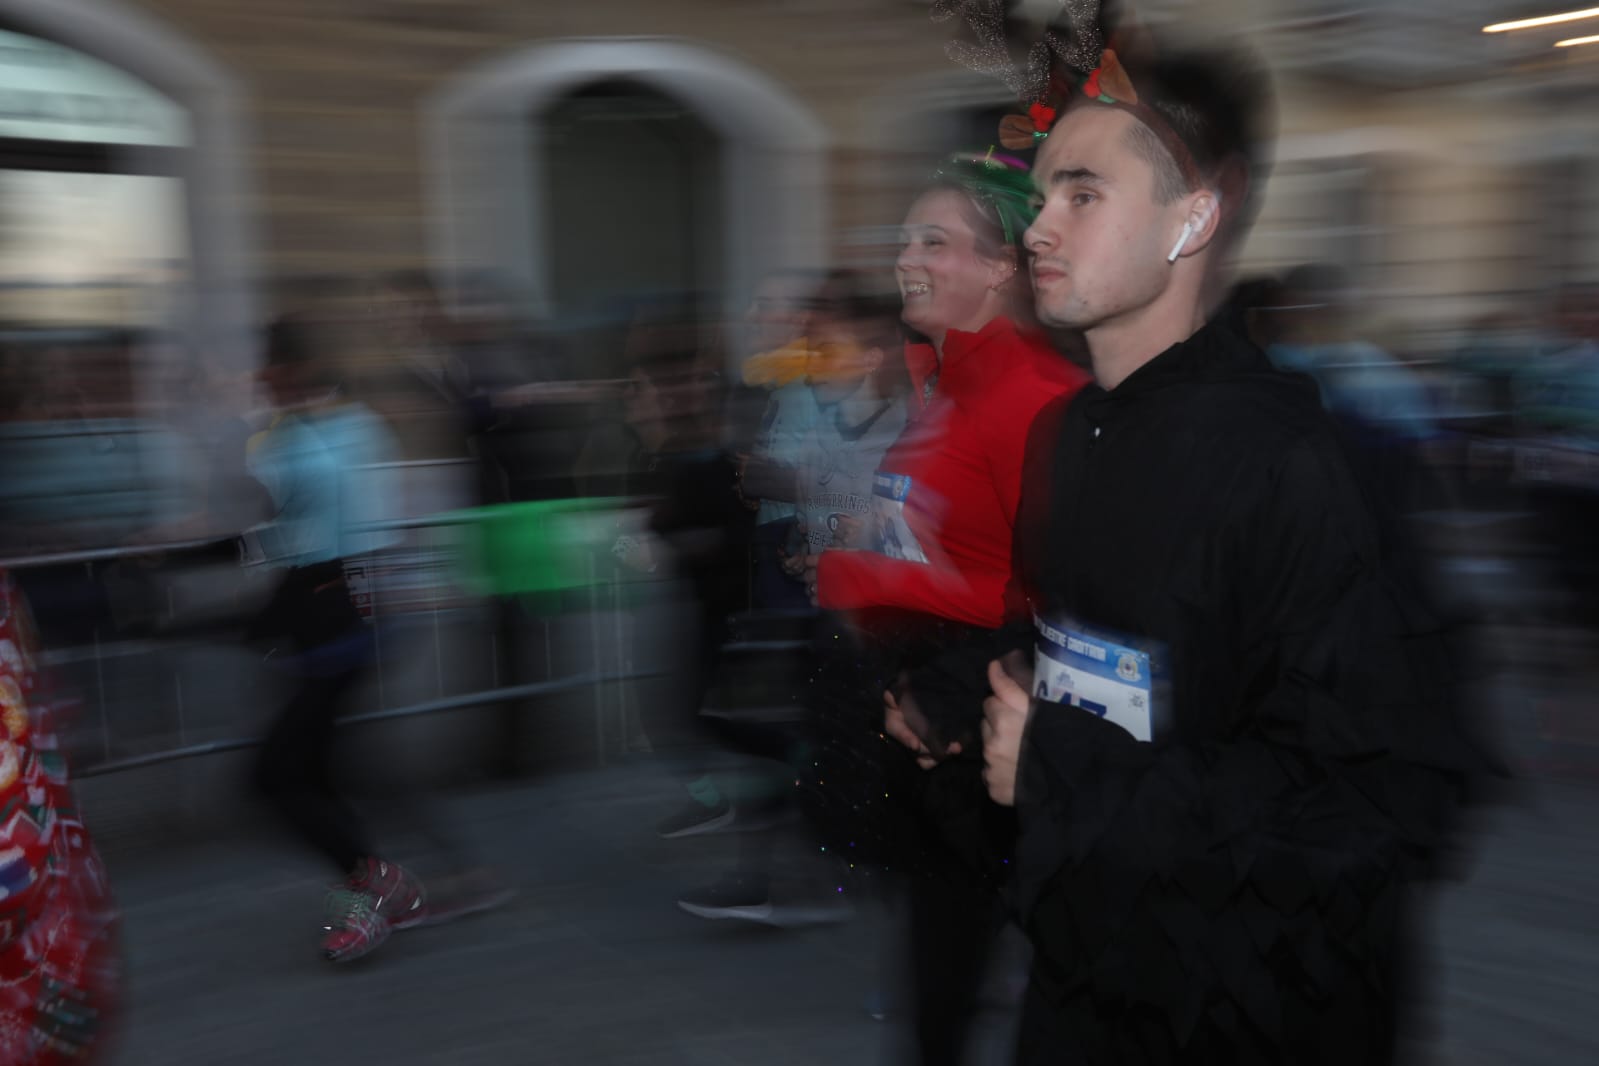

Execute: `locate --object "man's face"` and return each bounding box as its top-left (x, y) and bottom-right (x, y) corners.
top-left (1024, 107), bottom-right (1190, 332)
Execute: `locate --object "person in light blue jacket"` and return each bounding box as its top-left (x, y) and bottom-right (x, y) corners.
top-left (245, 315), bottom-right (427, 964)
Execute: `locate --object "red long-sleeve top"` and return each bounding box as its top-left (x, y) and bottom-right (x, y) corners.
top-left (816, 316), bottom-right (1089, 627)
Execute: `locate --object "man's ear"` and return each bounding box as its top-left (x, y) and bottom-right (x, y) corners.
top-left (1181, 189), bottom-right (1225, 257)
top-left (1166, 188), bottom-right (1225, 263)
top-left (862, 345), bottom-right (886, 373)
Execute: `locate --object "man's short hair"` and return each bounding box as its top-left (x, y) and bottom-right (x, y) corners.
top-left (1083, 39), bottom-right (1275, 240)
top-left (1123, 120), bottom-right (1188, 205)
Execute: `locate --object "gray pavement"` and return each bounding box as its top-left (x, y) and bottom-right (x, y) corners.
top-left (97, 762), bottom-right (1599, 1065)
top-left (103, 764), bottom-right (900, 1066)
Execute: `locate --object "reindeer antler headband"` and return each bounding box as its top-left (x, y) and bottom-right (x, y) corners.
top-left (933, 1), bottom-right (1202, 189)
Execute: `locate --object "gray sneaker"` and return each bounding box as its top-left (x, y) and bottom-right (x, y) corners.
top-left (676, 874), bottom-right (774, 922)
top-left (656, 797), bottom-right (736, 839)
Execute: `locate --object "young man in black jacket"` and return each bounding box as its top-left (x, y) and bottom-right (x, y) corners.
top-left (888, 37), bottom-right (1495, 1066)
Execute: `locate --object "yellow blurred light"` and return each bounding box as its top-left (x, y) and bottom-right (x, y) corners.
top-left (1483, 7), bottom-right (1599, 32)
top-left (1555, 32), bottom-right (1599, 43)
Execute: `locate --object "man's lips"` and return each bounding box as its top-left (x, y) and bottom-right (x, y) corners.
top-left (1032, 265), bottom-right (1067, 284)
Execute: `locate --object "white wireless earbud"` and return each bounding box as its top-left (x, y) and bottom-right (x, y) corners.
top-left (1168, 201), bottom-right (1220, 263)
top-left (1166, 221), bottom-right (1195, 263)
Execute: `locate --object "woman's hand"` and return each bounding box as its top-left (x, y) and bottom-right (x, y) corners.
top-left (803, 552), bottom-right (822, 605)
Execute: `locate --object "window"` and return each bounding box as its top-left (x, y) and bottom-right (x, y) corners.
top-left (0, 26), bottom-right (190, 330)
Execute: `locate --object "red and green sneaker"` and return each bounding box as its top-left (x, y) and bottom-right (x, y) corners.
top-left (350, 857), bottom-right (428, 931)
top-left (320, 858), bottom-right (427, 962)
top-left (321, 885), bottom-right (390, 963)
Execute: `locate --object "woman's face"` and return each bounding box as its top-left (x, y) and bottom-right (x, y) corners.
top-left (895, 188), bottom-right (1012, 342)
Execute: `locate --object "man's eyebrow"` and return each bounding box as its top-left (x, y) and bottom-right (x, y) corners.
top-left (1048, 167), bottom-right (1107, 187)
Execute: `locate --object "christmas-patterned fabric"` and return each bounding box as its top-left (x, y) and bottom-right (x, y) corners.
top-left (0, 572), bottom-right (118, 1064)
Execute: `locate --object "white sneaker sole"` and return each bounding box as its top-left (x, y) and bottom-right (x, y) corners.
top-left (764, 902), bottom-right (855, 928)
top-left (657, 806), bottom-right (736, 839)
top-left (675, 899), bottom-right (775, 923)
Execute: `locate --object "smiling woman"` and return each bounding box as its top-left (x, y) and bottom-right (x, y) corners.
top-left (895, 154), bottom-right (1040, 358)
top-left (820, 152), bottom-right (1086, 634)
top-left (809, 152), bottom-right (1089, 1066)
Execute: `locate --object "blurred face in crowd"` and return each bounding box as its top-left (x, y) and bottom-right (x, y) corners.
top-left (895, 188), bottom-right (1017, 347)
top-left (806, 316), bottom-right (885, 407)
top-left (1556, 286), bottom-right (1599, 343)
top-left (1024, 106), bottom-right (1200, 334)
top-left (746, 274), bottom-right (817, 354)
top-left (623, 365), bottom-right (667, 436)
top-left (256, 360), bottom-right (298, 409)
top-left (624, 357), bottom-right (723, 450)
top-left (374, 280), bottom-right (450, 353)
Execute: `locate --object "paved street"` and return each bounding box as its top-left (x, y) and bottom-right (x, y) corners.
top-left (95, 760), bottom-right (1599, 1065)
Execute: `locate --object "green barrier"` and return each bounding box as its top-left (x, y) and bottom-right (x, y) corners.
top-left (446, 497), bottom-right (667, 613)
top-left (450, 497), bottom-right (618, 596)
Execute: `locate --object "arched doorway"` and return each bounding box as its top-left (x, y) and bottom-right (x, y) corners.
top-left (540, 78), bottom-right (724, 323)
top-left (425, 38), bottom-right (829, 330)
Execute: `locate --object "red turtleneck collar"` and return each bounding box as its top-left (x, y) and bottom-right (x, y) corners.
top-left (903, 316), bottom-right (1047, 415)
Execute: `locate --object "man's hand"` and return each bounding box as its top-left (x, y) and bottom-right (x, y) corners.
top-left (883, 686), bottom-right (962, 771)
top-left (981, 659), bottom-right (1033, 806)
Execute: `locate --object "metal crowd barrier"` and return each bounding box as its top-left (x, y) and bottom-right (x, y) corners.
top-left (1, 453), bottom-right (827, 782)
top-left (1, 495), bottom-right (663, 778)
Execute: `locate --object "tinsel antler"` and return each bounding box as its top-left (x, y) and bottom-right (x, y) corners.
top-left (933, 1), bottom-right (1105, 104)
top-left (933, 0), bottom-right (1039, 99)
top-left (1050, 0), bottom-right (1106, 74)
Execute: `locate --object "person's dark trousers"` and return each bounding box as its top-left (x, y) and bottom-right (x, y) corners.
top-left (905, 869), bottom-right (1003, 1066)
top-left (752, 518), bottom-right (810, 610)
top-left (488, 595), bottom-right (543, 778)
top-left (697, 712), bottom-right (809, 876)
top-left (253, 657), bottom-right (372, 875)
top-left (247, 559), bottom-right (376, 876)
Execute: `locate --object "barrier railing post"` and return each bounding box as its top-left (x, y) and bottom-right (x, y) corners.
top-left (613, 566), bottom-right (628, 757)
top-left (587, 552), bottom-right (605, 766)
top-left (4, 492), bottom-right (653, 779)
top-left (90, 563), bottom-right (111, 764)
top-left (428, 531), bottom-right (445, 700)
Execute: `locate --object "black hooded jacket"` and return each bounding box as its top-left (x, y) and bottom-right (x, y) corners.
top-left (989, 315), bottom-right (1494, 1064)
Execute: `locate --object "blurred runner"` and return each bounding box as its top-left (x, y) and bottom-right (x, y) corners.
top-left (809, 154), bottom-right (1089, 1066)
top-left (673, 278), bottom-right (910, 922)
top-left (245, 314), bottom-right (428, 963)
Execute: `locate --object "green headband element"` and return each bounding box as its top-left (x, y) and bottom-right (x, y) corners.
top-left (932, 151), bottom-right (1039, 248)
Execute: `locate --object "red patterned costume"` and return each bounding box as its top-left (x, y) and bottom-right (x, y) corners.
top-left (0, 572), bottom-right (118, 1063)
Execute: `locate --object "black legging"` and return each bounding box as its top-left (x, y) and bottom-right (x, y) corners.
top-left (906, 870), bottom-right (1005, 1066)
top-left (253, 659), bottom-right (372, 876)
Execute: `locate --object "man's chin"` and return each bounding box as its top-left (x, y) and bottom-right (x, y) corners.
top-left (1034, 304), bottom-right (1078, 330)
